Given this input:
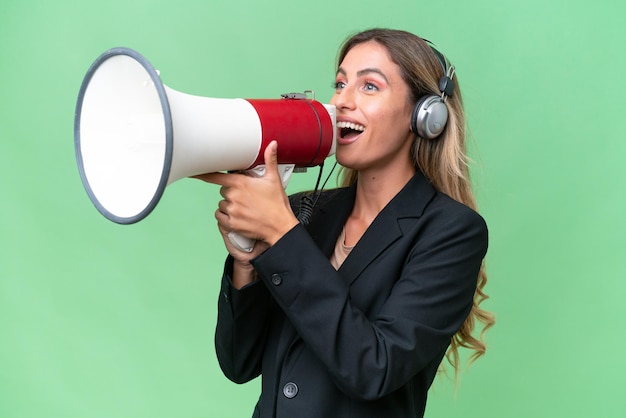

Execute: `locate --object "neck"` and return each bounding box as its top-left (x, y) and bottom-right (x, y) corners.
top-left (353, 162), bottom-right (415, 214)
top-left (342, 164), bottom-right (415, 248)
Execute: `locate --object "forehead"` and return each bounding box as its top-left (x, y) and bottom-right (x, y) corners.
top-left (338, 41), bottom-right (400, 76)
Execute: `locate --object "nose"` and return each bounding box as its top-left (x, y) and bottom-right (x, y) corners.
top-left (331, 86), bottom-right (356, 111)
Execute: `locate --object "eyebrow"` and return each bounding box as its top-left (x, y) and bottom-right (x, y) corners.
top-left (336, 67), bottom-right (390, 84)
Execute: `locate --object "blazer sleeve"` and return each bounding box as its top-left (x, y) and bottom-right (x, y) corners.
top-left (214, 256), bottom-right (273, 384)
top-left (214, 193), bottom-right (309, 384)
top-left (250, 203), bottom-right (488, 400)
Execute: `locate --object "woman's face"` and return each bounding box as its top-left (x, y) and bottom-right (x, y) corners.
top-left (330, 41), bottom-right (415, 174)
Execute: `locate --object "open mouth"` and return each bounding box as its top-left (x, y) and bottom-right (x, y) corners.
top-left (337, 121), bottom-right (365, 141)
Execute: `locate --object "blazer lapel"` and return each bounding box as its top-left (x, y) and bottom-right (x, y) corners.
top-left (275, 172), bottom-right (436, 362)
top-left (305, 186), bottom-right (356, 258)
top-left (293, 171), bottom-right (437, 287)
top-left (338, 171), bottom-right (436, 285)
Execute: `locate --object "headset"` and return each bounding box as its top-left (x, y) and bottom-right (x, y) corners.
top-left (410, 41), bottom-right (456, 140)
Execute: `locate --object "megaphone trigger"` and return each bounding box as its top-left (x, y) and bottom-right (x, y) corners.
top-left (246, 164), bottom-right (296, 188)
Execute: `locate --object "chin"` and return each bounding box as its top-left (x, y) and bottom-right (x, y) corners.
top-left (335, 152), bottom-right (364, 172)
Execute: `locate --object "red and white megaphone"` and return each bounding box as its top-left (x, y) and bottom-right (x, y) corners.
top-left (74, 47), bottom-right (336, 250)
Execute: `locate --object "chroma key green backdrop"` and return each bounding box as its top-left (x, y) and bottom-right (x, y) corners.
top-left (1, 0), bottom-right (625, 417)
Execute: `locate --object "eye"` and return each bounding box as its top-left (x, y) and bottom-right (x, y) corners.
top-left (333, 80), bottom-right (346, 91)
top-left (363, 81), bottom-right (379, 92)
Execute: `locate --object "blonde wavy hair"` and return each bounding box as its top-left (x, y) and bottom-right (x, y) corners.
top-left (336, 28), bottom-right (495, 379)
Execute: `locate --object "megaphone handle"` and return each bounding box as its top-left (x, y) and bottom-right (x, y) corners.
top-left (226, 164), bottom-right (296, 253)
top-left (227, 231), bottom-right (256, 253)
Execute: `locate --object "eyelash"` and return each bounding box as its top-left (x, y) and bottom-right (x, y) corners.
top-left (333, 80), bottom-right (380, 92)
top-left (363, 81), bottom-right (379, 91)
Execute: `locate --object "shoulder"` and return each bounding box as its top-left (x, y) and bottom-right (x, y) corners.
top-left (420, 191), bottom-right (489, 254)
top-left (391, 171), bottom-right (487, 241)
top-left (431, 192), bottom-right (486, 227)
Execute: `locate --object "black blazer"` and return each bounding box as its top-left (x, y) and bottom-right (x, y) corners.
top-left (215, 170), bottom-right (488, 418)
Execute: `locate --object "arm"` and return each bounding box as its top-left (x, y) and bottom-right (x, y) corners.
top-left (205, 143), bottom-right (307, 384)
top-left (198, 142), bottom-right (302, 383)
top-left (214, 256), bottom-right (273, 384)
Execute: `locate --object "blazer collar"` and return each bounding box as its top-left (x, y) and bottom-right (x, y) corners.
top-left (307, 170), bottom-right (436, 285)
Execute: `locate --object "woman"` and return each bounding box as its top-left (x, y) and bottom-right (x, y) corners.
top-left (197, 28), bottom-right (494, 418)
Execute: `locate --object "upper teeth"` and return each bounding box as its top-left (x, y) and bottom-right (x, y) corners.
top-left (337, 121), bottom-right (365, 131)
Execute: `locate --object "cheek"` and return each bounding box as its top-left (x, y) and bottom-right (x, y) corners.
top-left (368, 98), bottom-right (412, 125)
top-left (377, 108), bottom-right (412, 136)
top-left (396, 106), bottom-right (414, 134)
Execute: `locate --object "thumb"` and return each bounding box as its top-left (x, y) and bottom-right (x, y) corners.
top-left (263, 140), bottom-right (279, 177)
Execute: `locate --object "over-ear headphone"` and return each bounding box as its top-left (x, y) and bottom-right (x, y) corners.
top-left (410, 41), bottom-right (456, 139)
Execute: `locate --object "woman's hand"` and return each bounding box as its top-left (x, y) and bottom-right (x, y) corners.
top-left (195, 141), bottom-right (299, 287)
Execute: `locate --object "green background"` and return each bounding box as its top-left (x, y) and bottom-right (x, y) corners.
top-left (1, 0), bottom-right (624, 417)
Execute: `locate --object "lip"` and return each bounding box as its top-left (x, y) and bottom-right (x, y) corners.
top-left (337, 130), bottom-right (362, 145)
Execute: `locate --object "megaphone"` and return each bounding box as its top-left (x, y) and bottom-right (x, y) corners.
top-left (74, 48), bottom-right (336, 248)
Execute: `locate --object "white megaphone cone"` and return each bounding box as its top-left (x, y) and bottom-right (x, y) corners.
top-left (75, 47), bottom-right (336, 251)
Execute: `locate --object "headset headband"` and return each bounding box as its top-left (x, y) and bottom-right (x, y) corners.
top-left (422, 38), bottom-right (455, 99)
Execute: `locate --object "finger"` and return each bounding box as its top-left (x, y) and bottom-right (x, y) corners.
top-left (219, 186), bottom-right (230, 199)
top-left (192, 172), bottom-right (237, 186)
top-left (214, 207), bottom-right (231, 230)
top-left (262, 140), bottom-right (279, 178)
top-left (217, 199), bottom-right (230, 215)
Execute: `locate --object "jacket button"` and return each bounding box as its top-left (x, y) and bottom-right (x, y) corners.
top-left (271, 274), bottom-right (282, 286)
top-left (283, 382), bottom-right (298, 399)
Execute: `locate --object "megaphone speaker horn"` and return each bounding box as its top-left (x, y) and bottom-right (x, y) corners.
top-left (75, 48), bottom-right (336, 225)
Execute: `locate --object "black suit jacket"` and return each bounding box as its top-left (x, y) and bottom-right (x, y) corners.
top-left (215, 170), bottom-right (488, 418)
